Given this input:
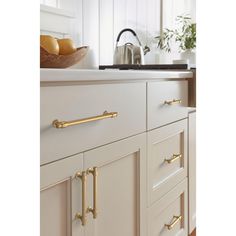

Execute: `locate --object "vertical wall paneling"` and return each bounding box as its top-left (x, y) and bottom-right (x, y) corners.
top-left (99, 0), bottom-right (114, 65)
top-left (40, 0), bottom-right (77, 42)
top-left (45, 0), bottom-right (57, 8)
top-left (190, 0), bottom-right (196, 22)
top-left (71, 0), bottom-right (82, 46)
top-left (161, 0), bottom-right (193, 63)
top-left (59, 0), bottom-right (73, 11)
top-left (40, 12), bottom-right (72, 36)
top-left (160, 0), bottom-right (174, 63)
top-left (40, 30), bottom-right (65, 39)
top-left (145, 0), bottom-right (161, 64)
top-left (126, 0), bottom-right (137, 45)
top-left (82, 0), bottom-right (100, 68)
top-left (72, 0), bottom-right (86, 69)
top-left (40, 0), bottom-right (195, 68)
top-left (155, 0), bottom-right (161, 64)
top-left (146, 0), bottom-right (160, 40)
top-left (136, 0), bottom-right (147, 46)
top-left (126, 0), bottom-right (137, 30)
top-left (113, 0), bottom-right (127, 46)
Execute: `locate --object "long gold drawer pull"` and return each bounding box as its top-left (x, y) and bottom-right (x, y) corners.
top-left (75, 171), bottom-right (87, 226)
top-left (165, 154), bottom-right (182, 164)
top-left (164, 99), bottom-right (182, 105)
top-left (52, 111), bottom-right (118, 128)
top-left (165, 215), bottom-right (182, 230)
top-left (87, 167), bottom-right (98, 219)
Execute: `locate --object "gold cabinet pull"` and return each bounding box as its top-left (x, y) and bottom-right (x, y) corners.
top-left (52, 111), bottom-right (118, 128)
top-left (164, 99), bottom-right (182, 105)
top-left (87, 167), bottom-right (98, 219)
top-left (165, 215), bottom-right (182, 230)
top-left (164, 154), bottom-right (182, 164)
top-left (75, 171), bottom-right (87, 226)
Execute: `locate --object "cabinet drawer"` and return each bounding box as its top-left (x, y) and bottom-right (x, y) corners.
top-left (148, 119), bottom-right (187, 205)
top-left (147, 81), bottom-right (188, 130)
top-left (41, 83), bottom-right (146, 165)
top-left (148, 178), bottom-right (188, 236)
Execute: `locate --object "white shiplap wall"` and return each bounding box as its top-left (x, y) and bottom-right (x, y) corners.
top-left (40, 0), bottom-right (195, 68)
top-left (40, 0), bottom-right (82, 46)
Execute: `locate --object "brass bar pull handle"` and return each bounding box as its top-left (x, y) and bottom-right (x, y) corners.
top-left (75, 171), bottom-right (87, 226)
top-left (87, 167), bottom-right (98, 219)
top-left (164, 99), bottom-right (182, 105)
top-left (52, 111), bottom-right (118, 128)
top-left (164, 154), bottom-right (182, 164)
top-left (165, 215), bottom-right (182, 230)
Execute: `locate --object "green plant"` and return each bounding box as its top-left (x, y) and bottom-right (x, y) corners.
top-left (155, 15), bottom-right (196, 52)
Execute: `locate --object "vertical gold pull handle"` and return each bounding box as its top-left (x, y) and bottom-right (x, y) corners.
top-left (164, 154), bottom-right (182, 164)
top-left (164, 99), bottom-right (182, 105)
top-left (87, 167), bottom-right (98, 219)
top-left (75, 171), bottom-right (87, 226)
top-left (165, 215), bottom-right (182, 230)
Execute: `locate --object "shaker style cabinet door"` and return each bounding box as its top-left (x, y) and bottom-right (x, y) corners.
top-left (188, 111), bottom-right (196, 234)
top-left (82, 133), bottom-right (147, 236)
top-left (40, 153), bottom-right (84, 236)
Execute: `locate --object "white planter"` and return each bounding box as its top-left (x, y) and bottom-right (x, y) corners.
top-left (181, 49), bottom-right (196, 64)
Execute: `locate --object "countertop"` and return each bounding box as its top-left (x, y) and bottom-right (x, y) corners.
top-left (40, 69), bottom-right (193, 85)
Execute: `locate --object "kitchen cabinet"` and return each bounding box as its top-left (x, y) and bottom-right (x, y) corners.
top-left (188, 111), bottom-right (196, 234)
top-left (40, 69), bottom-right (195, 236)
top-left (40, 133), bottom-right (147, 236)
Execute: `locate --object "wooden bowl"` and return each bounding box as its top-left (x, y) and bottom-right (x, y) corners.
top-left (40, 46), bottom-right (89, 68)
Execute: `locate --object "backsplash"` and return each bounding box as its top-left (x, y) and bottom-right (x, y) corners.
top-left (40, 0), bottom-right (196, 68)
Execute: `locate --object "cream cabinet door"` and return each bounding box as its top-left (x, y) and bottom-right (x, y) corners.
top-left (40, 153), bottom-right (84, 236)
top-left (188, 112), bottom-right (196, 234)
top-left (83, 134), bottom-right (147, 236)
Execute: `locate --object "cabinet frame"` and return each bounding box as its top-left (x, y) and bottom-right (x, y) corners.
top-left (188, 111), bottom-right (196, 234)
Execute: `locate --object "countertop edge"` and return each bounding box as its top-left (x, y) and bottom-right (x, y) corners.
top-left (40, 69), bottom-right (193, 85)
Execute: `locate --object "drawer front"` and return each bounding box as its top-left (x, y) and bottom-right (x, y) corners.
top-left (148, 119), bottom-right (187, 205)
top-left (147, 81), bottom-right (188, 130)
top-left (148, 178), bottom-right (188, 236)
top-left (41, 83), bottom-right (146, 165)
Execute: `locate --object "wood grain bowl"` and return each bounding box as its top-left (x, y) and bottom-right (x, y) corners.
top-left (40, 46), bottom-right (89, 68)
